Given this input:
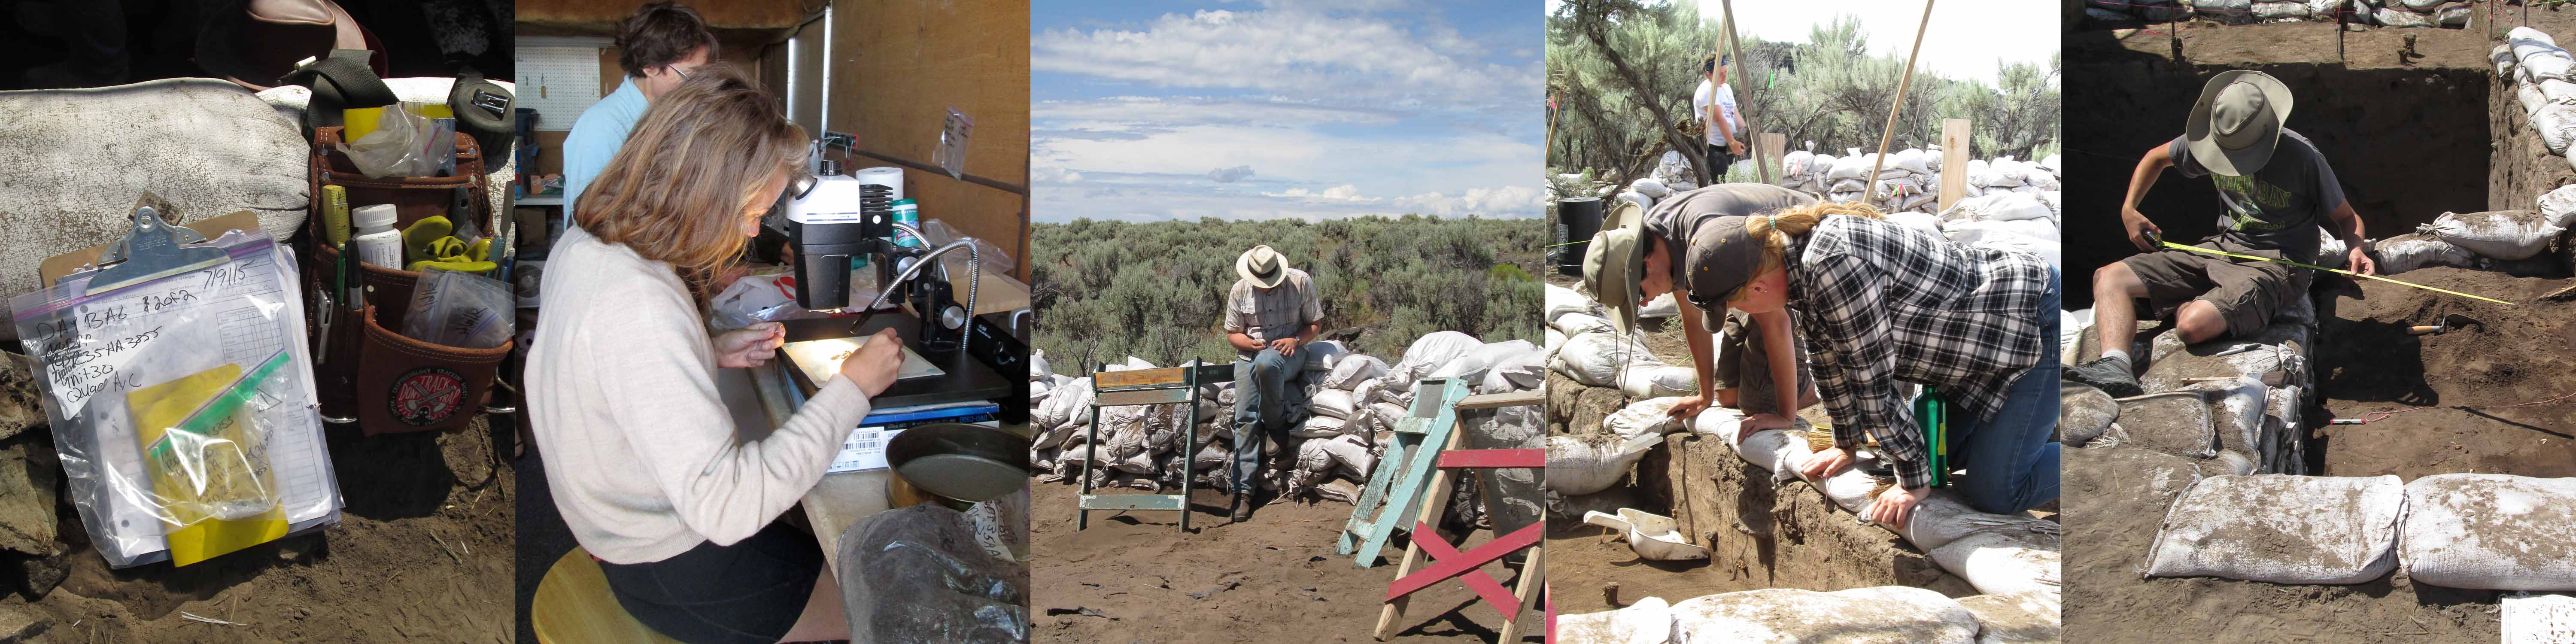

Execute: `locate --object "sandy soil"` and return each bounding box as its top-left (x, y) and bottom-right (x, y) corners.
top-left (2312, 268), bottom-right (2576, 479)
top-left (1029, 483), bottom-right (1540, 643)
top-left (14, 415), bottom-right (514, 643)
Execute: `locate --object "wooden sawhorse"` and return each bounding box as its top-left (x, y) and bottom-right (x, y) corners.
top-left (1373, 389), bottom-right (1548, 642)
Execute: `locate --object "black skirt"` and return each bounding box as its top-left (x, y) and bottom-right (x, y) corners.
top-left (597, 521), bottom-right (825, 644)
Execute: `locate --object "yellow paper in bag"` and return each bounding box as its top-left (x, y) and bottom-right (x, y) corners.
top-left (126, 365), bottom-right (287, 566)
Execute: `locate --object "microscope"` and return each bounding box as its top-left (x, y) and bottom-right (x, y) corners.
top-left (783, 160), bottom-right (981, 355)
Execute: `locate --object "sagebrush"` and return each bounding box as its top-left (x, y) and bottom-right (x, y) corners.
top-left (1031, 216), bottom-right (1546, 372)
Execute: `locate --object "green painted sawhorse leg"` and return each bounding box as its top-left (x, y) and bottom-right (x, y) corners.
top-left (1077, 363), bottom-right (1230, 532)
top-left (1336, 377), bottom-right (1476, 568)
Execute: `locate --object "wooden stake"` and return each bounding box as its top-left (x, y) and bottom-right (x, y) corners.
top-left (1720, 0), bottom-right (1773, 184)
top-left (1938, 118), bottom-right (1970, 212)
top-left (1864, 0), bottom-right (1939, 191)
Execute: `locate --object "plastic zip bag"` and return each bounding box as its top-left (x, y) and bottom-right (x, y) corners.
top-left (338, 102), bottom-right (437, 178)
top-left (8, 231), bottom-right (340, 567)
top-left (400, 266), bottom-right (515, 349)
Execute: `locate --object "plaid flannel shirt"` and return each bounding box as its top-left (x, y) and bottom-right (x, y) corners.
top-left (1788, 216), bottom-right (2052, 489)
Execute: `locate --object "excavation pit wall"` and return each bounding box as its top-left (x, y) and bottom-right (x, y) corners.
top-left (2063, 22), bottom-right (2496, 309)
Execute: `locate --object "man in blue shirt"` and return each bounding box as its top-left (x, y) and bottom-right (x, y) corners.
top-left (562, 2), bottom-right (717, 230)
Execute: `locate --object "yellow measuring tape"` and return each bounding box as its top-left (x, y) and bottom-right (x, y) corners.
top-left (2158, 240), bottom-right (2516, 306)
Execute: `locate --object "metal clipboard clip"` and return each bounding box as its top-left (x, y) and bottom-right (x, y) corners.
top-left (82, 192), bottom-right (231, 294)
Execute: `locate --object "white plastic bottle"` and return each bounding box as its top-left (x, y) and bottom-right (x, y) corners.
top-left (350, 204), bottom-right (404, 269)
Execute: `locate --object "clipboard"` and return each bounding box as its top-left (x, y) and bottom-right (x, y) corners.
top-left (9, 194), bottom-right (341, 568)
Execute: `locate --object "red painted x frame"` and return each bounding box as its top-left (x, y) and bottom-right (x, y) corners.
top-left (1383, 521), bottom-right (1543, 620)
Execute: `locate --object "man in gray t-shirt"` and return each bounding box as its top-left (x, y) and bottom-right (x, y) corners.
top-left (2069, 70), bottom-right (2376, 397)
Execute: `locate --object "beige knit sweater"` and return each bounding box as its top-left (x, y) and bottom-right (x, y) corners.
top-left (527, 228), bottom-right (872, 564)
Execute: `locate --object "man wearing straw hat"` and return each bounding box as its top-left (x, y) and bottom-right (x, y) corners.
top-left (2068, 70), bottom-right (2376, 398)
top-left (1583, 184), bottom-right (2062, 522)
top-left (1222, 244), bottom-right (1323, 523)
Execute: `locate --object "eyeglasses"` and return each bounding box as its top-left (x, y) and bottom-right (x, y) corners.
top-left (673, 66), bottom-right (692, 80)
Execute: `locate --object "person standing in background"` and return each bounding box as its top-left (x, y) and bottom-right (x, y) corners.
top-left (560, 1), bottom-right (716, 231)
top-left (1693, 53), bottom-right (1746, 182)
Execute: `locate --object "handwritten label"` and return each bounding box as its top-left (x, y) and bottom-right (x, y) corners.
top-left (37, 284), bottom-right (222, 419)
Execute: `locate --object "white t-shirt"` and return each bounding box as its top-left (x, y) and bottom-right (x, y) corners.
top-left (1692, 79), bottom-right (1741, 145)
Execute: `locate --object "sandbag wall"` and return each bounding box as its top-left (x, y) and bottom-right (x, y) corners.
top-left (2080, 0), bottom-right (2470, 29)
top-left (2131, 472), bottom-right (2576, 591)
top-left (1774, 147), bottom-right (2060, 216)
top-left (1024, 333), bottom-right (1550, 515)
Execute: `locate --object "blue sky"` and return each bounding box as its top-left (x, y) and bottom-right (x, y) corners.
top-left (1031, 0), bottom-right (1544, 222)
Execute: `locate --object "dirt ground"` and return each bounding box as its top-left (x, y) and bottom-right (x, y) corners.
top-left (1029, 483), bottom-right (1540, 644)
top-left (2062, 444), bottom-right (2503, 644)
top-left (2312, 268), bottom-right (2576, 480)
top-left (11, 416), bottom-right (515, 643)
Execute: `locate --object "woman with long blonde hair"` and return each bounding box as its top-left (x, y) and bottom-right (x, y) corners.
top-left (528, 63), bottom-right (899, 644)
top-left (1581, 183), bottom-right (2060, 526)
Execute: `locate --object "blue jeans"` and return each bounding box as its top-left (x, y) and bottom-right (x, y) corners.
top-left (1231, 348), bottom-right (1308, 495)
top-left (1951, 267), bottom-right (2063, 515)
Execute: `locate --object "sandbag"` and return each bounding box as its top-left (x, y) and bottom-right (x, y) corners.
top-left (2142, 474), bottom-right (2404, 585)
top-left (1668, 586), bottom-right (1979, 644)
top-left (2540, 184), bottom-right (2576, 229)
top-left (2399, 474), bottom-right (2576, 591)
top-left (2060, 382), bottom-right (2117, 446)
top-left (2537, 104), bottom-right (2576, 155)
top-left (1958, 592), bottom-right (2061, 644)
top-left (1928, 530), bottom-right (2061, 598)
top-left (1547, 283), bottom-right (1606, 323)
top-left (2252, 1), bottom-right (2309, 18)
top-left (2421, 210), bottom-right (2559, 260)
top-left (2110, 393), bottom-right (2217, 459)
top-left (2370, 233), bottom-right (2478, 273)
top-left (1299, 340), bottom-right (1349, 371)
top-left (1035, 377), bottom-right (1095, 429)
top-left (1292, 416), bottom-right (1347, 439)
top-left (1942, 191), bottom-right (2058, 224)
top-left (1551, 331), bottom-right (1639, 388)
top-left (1547, 433), bottom-right (1663, 495)
top-left (1631, 177), bottom-right (1672, 199)
top-left (1886, 210), bottom-right (1945, 237)
top-left (1603, 398), bottom-right (1686, 439)
top-left (0, 79), bottom-right (317, 332)
top-left (1386, 331), bottom-right (1484, 386)
top-left (1555, 596), bottom-right (1675, 644)
top-left (1554, 311), bottom-right (1616, 337)
top-left (1620, 364), bottom-right (1697, 399)
top-left (1308, 389), bottom-right (1357, 419)
top-left (1323, 355), bottom-right (1388, 390)
top-left (1485, 347), bottom-right (1548, 392)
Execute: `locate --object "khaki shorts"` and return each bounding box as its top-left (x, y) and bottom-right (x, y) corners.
top-left (2120, 245), bottom-right (2309, 337)
top-left (1711, 311), bottom-right (1815, 417)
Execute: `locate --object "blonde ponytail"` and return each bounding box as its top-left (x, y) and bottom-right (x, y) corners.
top-left (1730, 200), bottom-right (1887, 304)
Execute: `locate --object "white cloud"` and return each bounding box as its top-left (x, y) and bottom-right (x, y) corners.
top-left (1031, 10), bottom-right (1538, 113)
top-left (1033, 96), bottom-right (1405, 127)
top-left (1033, 166), bottom-right (1084, 184)
top-left (1207, 165), bottom-right (1258, 182)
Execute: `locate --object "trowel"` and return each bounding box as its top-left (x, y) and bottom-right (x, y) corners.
top-left (2407, 313), bottom-right (2482, 335)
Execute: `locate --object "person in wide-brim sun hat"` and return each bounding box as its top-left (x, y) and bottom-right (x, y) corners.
top-left (1219, 243), bottom-right (1322, 523)
top-left (2068, 69), bottom-right (2375, 401)
top-left (1580, 183), bottom-right (2062, 527)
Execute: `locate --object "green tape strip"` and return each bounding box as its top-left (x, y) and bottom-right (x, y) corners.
top-left (2158, 240), bottom-right (2515, 306)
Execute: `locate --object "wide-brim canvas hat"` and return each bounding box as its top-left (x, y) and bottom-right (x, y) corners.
top-left (1580, 200), bottom-right (1648, 332)
top-left (1237, 244), bottom-right (1290, 289)
top-left (2184, 70), bottom-right (2293, 177)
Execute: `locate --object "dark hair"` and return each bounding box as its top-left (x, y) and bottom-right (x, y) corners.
top-left (577, 62), bottom-right (807, 301)
top-left (615, 2), bottom-right (718, 79)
